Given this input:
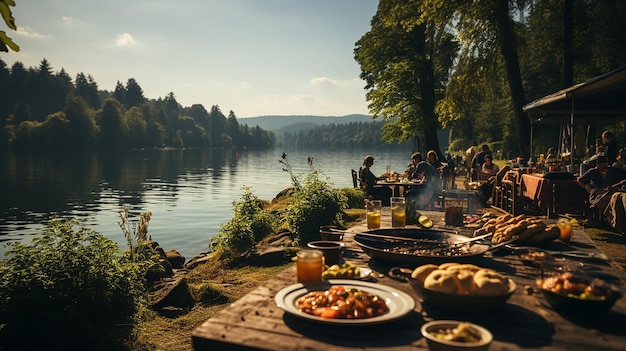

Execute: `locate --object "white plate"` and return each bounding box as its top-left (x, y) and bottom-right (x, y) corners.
top-left (275, 279), bottom-right (415, 325)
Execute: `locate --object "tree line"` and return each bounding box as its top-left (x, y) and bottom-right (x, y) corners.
top-left (281, 121), bottom-right (410, 149)
top-left (0, 58), bottom-right (275, 149)
top-left (355, 0), bottom-right (626, 160)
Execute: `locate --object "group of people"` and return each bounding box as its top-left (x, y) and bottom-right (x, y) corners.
top-left (357, 150), bottom-right (448, 208)
top-left (358, 129), bottom-right (626, 235)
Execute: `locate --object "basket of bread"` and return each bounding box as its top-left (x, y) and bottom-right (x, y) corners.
top-left (390, 262), bottom-right (516, 312)
top-left (473, 213), bottom-right (564, 246)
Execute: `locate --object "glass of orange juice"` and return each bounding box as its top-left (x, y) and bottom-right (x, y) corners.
top-left (391, 197), bottom-right (406, 227)
top-left (296, 249), bottom-right (324, 284)
top-left (366, 199), bottom-right (382, 229)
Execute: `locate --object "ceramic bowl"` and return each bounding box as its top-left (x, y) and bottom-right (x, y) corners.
top-left (319, 230), bottom-right (344, 241)
top-left (421, 320), bottom-right (493, 351)
top-left (537, 266), bottom-right (623, 314)
top-left (307, 241), bottom-right (344, 265)
top-left (409, 277), bottom-right (516, 313)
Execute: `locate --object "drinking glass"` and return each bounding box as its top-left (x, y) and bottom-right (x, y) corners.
top-left (366, 199), bottom-right (382, 229)
top-left (391, 197), bottom-right (406, 228)
top-left (296, 249), bottom-right (324, 284)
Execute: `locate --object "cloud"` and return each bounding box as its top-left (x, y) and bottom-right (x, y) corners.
top-left (16, 26), bottom-right (51, 38)
top-left (310, 76), bottom-right (364, 88)
top-left (116, 33), bottom-right (137, 47)
top-left (310, 76), bottom-right (340, 85)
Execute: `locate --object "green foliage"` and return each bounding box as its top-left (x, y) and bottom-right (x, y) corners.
top-left (286, 172), bottom-right (348, 245)
top-left (0, 0), bottom-right (20, 53)
top-left (337, 187), bottom-right (366, 209)
top-left (211, 186), bottom-right (278, 253)
top-left (0, 217), bottom-right (158, 350)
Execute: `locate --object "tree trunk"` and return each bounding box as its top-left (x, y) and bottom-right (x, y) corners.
top-left (493, 0), bottom-right (531, 159)
top-left (415, 23), bottom-right (444, 157)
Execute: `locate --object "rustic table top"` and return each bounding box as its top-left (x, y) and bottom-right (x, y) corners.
top-left (192, 211), bottom-right (626, 351)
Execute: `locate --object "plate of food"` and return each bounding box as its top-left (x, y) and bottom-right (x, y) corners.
top-left (274, 280), bottom-right (415, 325)
top-left (322, 263), bottom-right (373, 280)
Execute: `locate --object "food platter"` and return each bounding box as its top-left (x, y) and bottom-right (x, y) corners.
top-left (274, 280), bottom-right (415, 325)
top-left (354, 228), bottom-right (490, 265)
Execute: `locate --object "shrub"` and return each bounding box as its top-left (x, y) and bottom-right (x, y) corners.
top-left (211, 186), bottom-right (278, 253)
top-left (337, 187), bottom-right (366, 209)
top-left (286, 172), bottom-right (348, 245)
top-left (0, 217), bottom-right (158, 350)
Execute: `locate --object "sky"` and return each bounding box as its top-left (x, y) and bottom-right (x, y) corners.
top-left (3, 0), bottom-right (379, 118)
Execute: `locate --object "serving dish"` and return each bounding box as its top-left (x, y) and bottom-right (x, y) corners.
top-left (274, 280), bottom-right (415, 325)
top-left (410, 277), bottom-right (516, 312)
top-left (421, 320), bottom-right (493, 351)
top-left (537, 267), bottom-right (623, 314)
top-left (354, 228), bottom-right (490, 265)
top-left (389, 267), bottom-right (516, 312)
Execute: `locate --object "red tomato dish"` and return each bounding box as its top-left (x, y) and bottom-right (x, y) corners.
top-left (296, 285), bottom-right (389, 319)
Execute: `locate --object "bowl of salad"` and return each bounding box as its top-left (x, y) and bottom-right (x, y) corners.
top-left (421, 320), bottom-right (493, 351)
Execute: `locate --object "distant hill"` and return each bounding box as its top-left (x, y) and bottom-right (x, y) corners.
top-left (239, 114), bottom-right (373, 134)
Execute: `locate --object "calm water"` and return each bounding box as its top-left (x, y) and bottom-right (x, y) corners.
top-left (0, 147), bottom-right (412, 259)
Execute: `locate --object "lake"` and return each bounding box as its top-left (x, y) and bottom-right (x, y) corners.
top-left (0, 147), bottom-right (413, 259)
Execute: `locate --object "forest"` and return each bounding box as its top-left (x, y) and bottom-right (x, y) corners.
top-left (281, 121), bottom-right (411, 149)
top-left (0, 58), bottom-right (275, 150)
top-left (354, 0), bottom-right (626, 160)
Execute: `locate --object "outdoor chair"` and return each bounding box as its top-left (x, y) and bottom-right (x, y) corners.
top-left (351, 169), bottom-right (360, 189)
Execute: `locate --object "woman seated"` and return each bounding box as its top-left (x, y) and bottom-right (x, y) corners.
top-left (478, 154), bottom-right (500, 206)
top-left (358, 155), bottom-right (391, 205)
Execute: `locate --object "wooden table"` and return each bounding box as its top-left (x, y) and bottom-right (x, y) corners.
top-left (375, 180), bottom-right (422, 197)
top-left (520, 173), bottom-right (589, 218)
top-left (192, 211), bottom-right (626, 351)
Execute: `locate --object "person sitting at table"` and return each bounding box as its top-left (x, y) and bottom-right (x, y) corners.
top-left (478, 154), bottom-right (500, 206)
top-left (546, 147), bottom-right (557, 162)
top-left (471, 144), bottom-right (491, 181)
top-left (578, 155), bottom-right (626, 225)
top-left (358, 155), bottom-right (391, 205)
top-left (404, 152), bottom-right (439, 209)
top-left (603, 130), bottom-right (619, 165)
top-left (426, 150), bottom-right (450, 187)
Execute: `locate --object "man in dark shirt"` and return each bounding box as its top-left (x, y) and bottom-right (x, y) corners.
top-left (578, 155), bottom-right (626, 231)
top-left (405, 152), bottom-right (439, 209)
top-left (602, 130), bottom-right (619, 165)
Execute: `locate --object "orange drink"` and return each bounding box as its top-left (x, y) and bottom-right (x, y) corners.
top-left (365, 200), bottom-right (382, 229)
top-left (391, 197), bottom-right (406, 228)
top-left (296, 249), bottom-right (324, 284)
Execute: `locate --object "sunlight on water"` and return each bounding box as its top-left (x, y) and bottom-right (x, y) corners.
top-left (0, 147), bottom-right (412, 259)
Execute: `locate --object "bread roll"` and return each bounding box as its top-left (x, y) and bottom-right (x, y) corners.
top-left (424, 269), bottom-right (459, 294)
top-left (438, 262), bottom-right (460, 270)
top-left (411, 264), bottom-right (438, 283)
top-left (446, 263), bottom-right (482, 274)
top-left (454, 270), bottom-right (477, 295)
top-left (473, 269), bottom-right (509, 296)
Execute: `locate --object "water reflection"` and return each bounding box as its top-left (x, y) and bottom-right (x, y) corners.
top-left (0, 147), bottom-right (411, 259)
